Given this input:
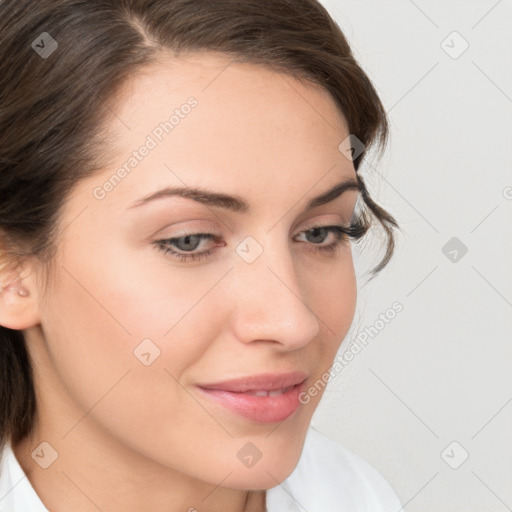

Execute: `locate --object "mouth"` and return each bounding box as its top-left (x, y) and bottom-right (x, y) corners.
top-left (195, 371), bottom-right (308, 424)
top-left (237, 385), bottom-right (296, 397)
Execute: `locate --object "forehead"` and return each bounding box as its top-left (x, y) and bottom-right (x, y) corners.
top-left (107, 51), bottom-right (348, 153)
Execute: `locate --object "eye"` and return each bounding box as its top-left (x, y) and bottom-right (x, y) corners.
top-left (295, 225), bottom-right (350, 257)
top-left (153, 212), bottom-right (369, 263)
top-left (154, 233), bottom-right (221, 263)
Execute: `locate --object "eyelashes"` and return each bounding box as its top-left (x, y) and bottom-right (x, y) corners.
top-left (153, 212), bottom-right (370, 263)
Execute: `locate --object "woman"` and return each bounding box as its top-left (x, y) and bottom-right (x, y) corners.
top-left (0, 0), bottom-right (402, 510)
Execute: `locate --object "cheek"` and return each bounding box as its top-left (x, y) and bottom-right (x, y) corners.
top-left (36, 243), bottom-right (175, 416)
top-left (40, 231), bottom-right (225, 418)
top-left (307, 245), bottom-right (357, 344)
top-left (302, 249), bottom-right (357, 399)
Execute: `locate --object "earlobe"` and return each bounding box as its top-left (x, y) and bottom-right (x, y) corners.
top-left (0, 266), bottom-right (41, 330)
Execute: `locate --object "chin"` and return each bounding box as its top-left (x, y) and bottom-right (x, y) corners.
top-left (227, 464), bottom-right (301, 491)
top-left (222, 440), bottom-right (304, 491)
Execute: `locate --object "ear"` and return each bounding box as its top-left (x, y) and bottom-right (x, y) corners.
top-left (0, 255), bottom-right (42, 330)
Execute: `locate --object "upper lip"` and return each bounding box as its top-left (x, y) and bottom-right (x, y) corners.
top-left (197, 371), bottom-right (308, 393)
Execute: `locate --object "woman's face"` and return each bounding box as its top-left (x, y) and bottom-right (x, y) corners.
top-left (26, 52), bottom-right (359, 490)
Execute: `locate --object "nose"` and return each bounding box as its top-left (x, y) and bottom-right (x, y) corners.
top-left (226, 238), bottom-right (321, 351)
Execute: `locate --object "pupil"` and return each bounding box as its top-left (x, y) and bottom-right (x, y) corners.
top-left (179, 235), bottom-right (200, 251)
top-left (308, 227), bottom-right (325, 243)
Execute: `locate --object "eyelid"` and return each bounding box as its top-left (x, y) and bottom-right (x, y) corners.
top-left (153, 219), bottom-right (223, 239)
top-left (297, 213), bottom-right (350, 232)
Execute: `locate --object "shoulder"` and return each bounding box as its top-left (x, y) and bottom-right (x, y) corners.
top-left (266, 426), bottom-right (402, 512)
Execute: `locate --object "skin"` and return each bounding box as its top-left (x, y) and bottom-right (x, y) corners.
top-left (1, 52), bottom-right (359, 511)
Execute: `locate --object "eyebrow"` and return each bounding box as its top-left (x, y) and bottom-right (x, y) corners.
top-left (127, 177), bottom-right (360, 213)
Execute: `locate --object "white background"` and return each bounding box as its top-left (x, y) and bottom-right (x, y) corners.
top-left (314, 1), bottom-right (512, 511)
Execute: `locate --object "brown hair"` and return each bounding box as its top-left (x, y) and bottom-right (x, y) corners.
top-left (0, 0), bottom-right (399, 453)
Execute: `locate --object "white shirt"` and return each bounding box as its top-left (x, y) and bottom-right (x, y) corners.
top-left (0, 426), bottom-right (402, 511)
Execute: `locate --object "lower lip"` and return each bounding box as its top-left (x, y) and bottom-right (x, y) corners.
top-left (196, 382), bottom-right (305, 424)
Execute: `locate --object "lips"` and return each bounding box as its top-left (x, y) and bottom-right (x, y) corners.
top-left (197, 371), bottom-right (308, 393)
top-left (196, 371), bottom-right (308, 424)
